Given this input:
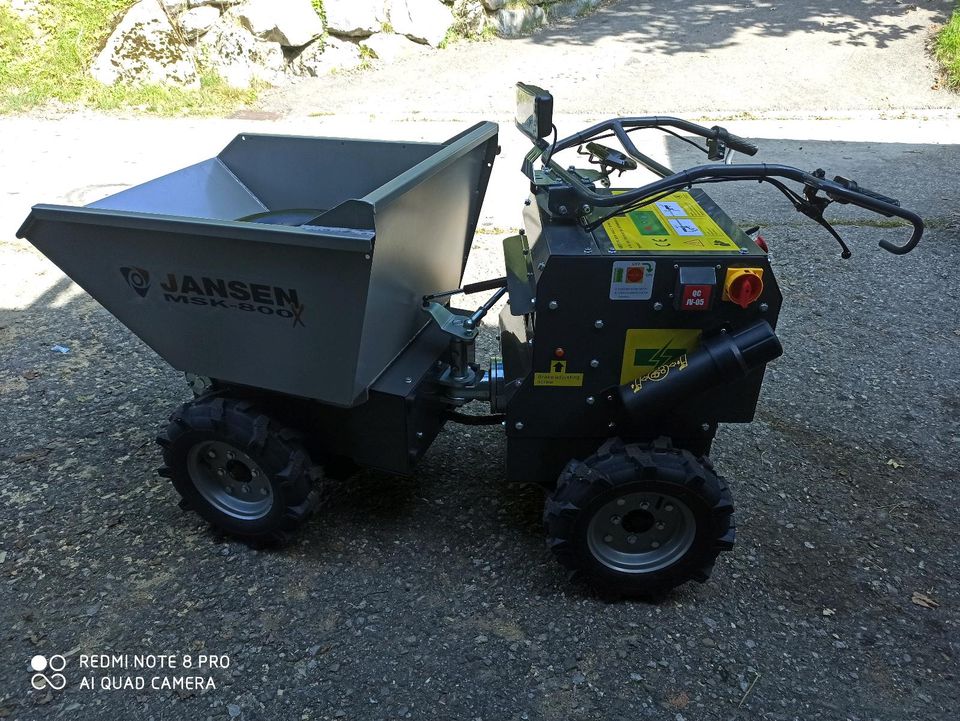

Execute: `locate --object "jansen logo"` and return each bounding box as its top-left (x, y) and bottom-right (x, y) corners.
top-left (120, 267), bottom-right (151, 298)
top-left (118, 266), bottom-right (306, 328)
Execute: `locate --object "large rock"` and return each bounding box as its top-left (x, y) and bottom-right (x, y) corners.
top-left (91, 0), bottom-right (198, 87)
top-left (188, 0), bottom-right (243, 7)
top-left (177, 6), bottom-right (221, 39)
top-left (234, 0), bottom-right (324, 48)
top-left (199, 18), bottom-right (288, 88)
top-left (481, 0), bottom-right (506, 9)
top-left (545, 0), bottom-right (603, 20)
top-left (492, 0), bottom-right (602, 36)
top-left (452, 0), bottom-right (486, 38)
top-left (325, 0), bottom-right (383, 38)
top-left (386, 0), bottom-right (453, 47)
top-left (158, 0), bottom-right (189, 13)
top-left (293, 36), bottom-right (363, 77)
top-left (360, 32), bottom-right (429, 63)
top-left (493, 5), bottom-right (544, 36)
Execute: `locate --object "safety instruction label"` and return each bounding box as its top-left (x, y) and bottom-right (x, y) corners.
top-left (603, 192), bottom-right (741, 253)
top-left (619, 328), bottom-right (702, 384)
top-left (610, 260), bottom-right (655, 300)
top-left (534, 360), bottom-right (584, 387)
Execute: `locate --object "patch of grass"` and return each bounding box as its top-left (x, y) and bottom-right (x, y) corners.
top-left (479, 23), bottom-right (498, 41)
top-left (0, 1), bottom-right (255, 115)
top-left (357, 42), bottom-right (376, 69)
top-left (935, 5), bottom-right (960, 89)
top-left (89, 71), bottom-right (259, 116)
top-left (437, 27), bottom-right (459, 49)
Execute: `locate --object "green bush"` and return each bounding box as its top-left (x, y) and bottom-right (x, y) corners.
top-left (936, 5), bottom-right (960, 89)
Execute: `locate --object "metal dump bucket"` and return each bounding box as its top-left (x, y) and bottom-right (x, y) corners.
top-left (17, 122), bottom-right (499, 406)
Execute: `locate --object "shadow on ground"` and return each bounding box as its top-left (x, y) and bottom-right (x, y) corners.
top-left (535, 0), bottom-right (944, 52)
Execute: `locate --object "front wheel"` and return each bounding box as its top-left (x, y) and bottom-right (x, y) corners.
top-left (544, 438), bottom-right (734, 597)
top-left (158, 396), bottom-right (323, 544)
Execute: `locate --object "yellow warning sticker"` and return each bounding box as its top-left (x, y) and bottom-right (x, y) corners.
top-left (534, 359), bottom-right (585, 387)
top-left (603, 191), bottom-right (741, 253)
top-left (620, 328), bottom-right (702, 384)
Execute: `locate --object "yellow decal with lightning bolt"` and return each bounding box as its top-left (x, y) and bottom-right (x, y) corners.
top-left (620, 329), bottom-right (702, 384)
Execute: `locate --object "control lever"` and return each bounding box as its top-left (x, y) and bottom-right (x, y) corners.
top-left (801, 174), bottom-right (852, 259)
top-left (579, 142), bottom-right (638, 175)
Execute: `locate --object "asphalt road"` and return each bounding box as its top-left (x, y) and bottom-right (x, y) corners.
top-left (2, 2), bottom-right (960, 719)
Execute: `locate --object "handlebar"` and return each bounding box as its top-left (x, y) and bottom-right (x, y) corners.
top-left (535, 115), bottom-right (923, 255)
top-left (550, 116), bottom-right (759, 156)
top-left (537, 140), bottom-right (923, 255)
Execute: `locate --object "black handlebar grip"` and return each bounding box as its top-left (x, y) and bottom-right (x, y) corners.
top-left (712, 126), bottom-right (759, 156)
top-left (831, 175), bottom-right (900, 208)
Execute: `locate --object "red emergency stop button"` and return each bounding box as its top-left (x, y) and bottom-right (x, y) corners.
top-left (723, 268), bottom-right (764, 308)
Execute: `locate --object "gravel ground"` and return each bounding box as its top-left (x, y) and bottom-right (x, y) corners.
top-left (2, 1), bottom-right (960, 716)
top-left (2, 138), bottom-right (959, 720)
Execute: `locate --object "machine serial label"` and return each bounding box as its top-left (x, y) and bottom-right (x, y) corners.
top-left (602, 192), bottom-right (741, 253)
top-left (609, 260), bottom-right (655, 300)
top-left (534, 360), bottom-right (584, 387)
top-left (619, 328), bottom-right (702, 384)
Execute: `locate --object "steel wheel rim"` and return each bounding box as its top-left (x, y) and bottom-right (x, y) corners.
top-left (586, 491), bottom-right (696, 574)
top-left (187, 440), bottom-right (273, 520)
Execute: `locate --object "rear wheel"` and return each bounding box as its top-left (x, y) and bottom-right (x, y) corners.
top-left (158, 396), bottom-right (322, 544)
top-left (544, 438), bottom-right (734, 597)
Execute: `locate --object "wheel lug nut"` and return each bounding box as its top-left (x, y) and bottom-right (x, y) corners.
top-left (610, 515), bottom-right (621, 525)
top-left (226, 451), bottom-right (235, 460)
top-left (206, 449), bottom-right (216, 459)
top-left (616, 498), bottom-right (626, 506)
top-left (242, 484), bottom-right (250, 494)
top-left (639, 502), bottom-right (649, 510)
top-left (665, 504), bottom-right (674, 512)
top-left (604, 535), bottom-right (614, 543)
top-left (217, 468), bottom-right (226, 477)
top-left (651, 541), bottom-right (661, 549)
top-left (260, 488), bottom-right (268, 496)
top-left (225, 486), bottom-right (233, 494)
top-left (627, 535), bottom-right (637, 544)
top-left (656, 522), bottom-right (665, 530)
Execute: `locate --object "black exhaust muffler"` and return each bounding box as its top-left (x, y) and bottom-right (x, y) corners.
top-left (617, 320), bottom-right (783, 422)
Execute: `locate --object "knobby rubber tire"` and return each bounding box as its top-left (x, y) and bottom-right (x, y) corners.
top-left (544, 438), bottom-right (734, 597)
top-left (157, 396), bottom-right (322, 545)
